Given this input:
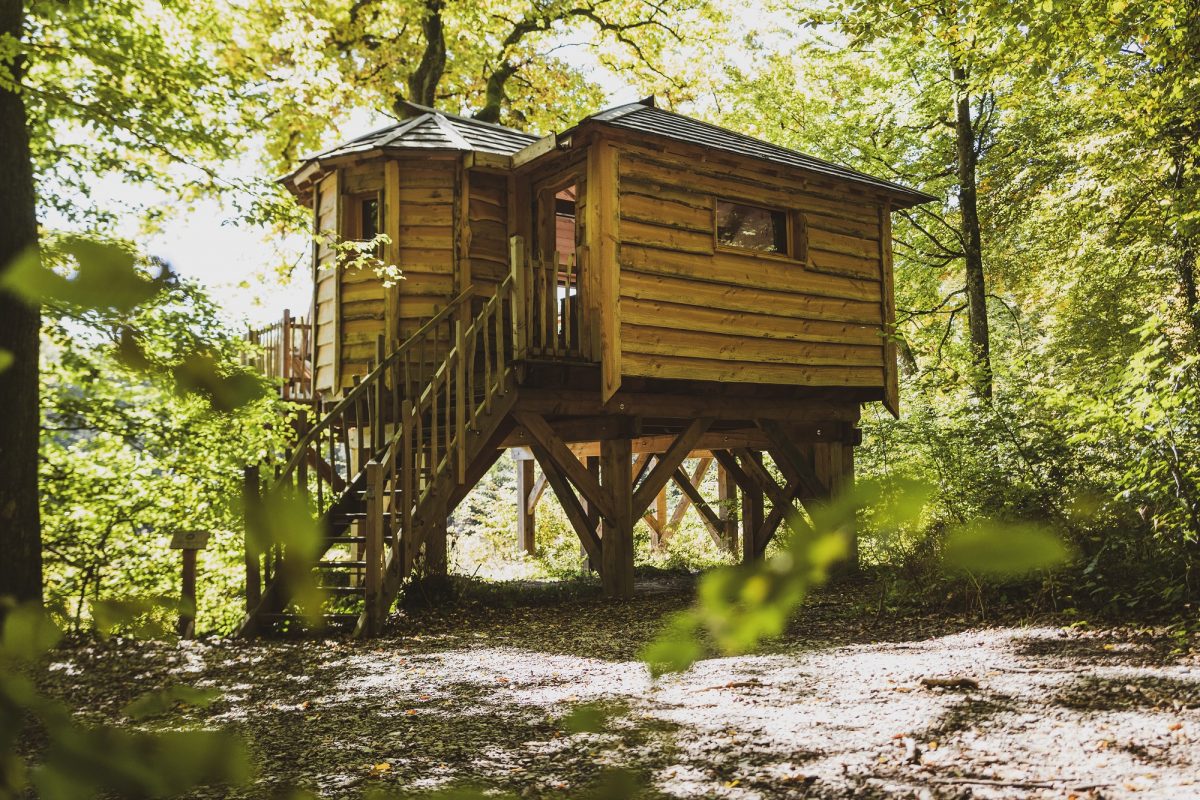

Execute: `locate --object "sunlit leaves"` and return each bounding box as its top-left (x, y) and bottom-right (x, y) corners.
top-left (90, 596), bottom-right (180, 640)
top-left (0, 349), bottom-right (12, 373)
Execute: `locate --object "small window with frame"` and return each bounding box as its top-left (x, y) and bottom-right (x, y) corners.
top-left (359, 197), bottom-right (380, 241)
top-left (715, 199), bottom-right (789, 255)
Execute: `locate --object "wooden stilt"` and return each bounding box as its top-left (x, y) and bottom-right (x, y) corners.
top-left (515, 453), bottom-right (536, 555)
top-left (582, 455), bottom-right (600, 572)
top-left (718, 464), bottom-right (738, 555)
top-left (600, 438), bottom-right (633, 598)
top-left (424, 509), bottom-right (448, 576)
top-left (740, 450), bottom-right (764, 564)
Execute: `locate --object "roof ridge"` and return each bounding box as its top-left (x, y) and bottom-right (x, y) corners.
top-left (430, 113), bottom-right (473, 150)
top-left (401, 101), bottom-right (539, 140)
top-left (375, 113), bottom-right (435, 148)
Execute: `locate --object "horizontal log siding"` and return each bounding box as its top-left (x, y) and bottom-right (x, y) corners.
top-left (615, 146), bottom-right (887, 389)
top-left (313, 171), bottom-right (339, 395)
top-left (467, 171), bottom-right (509, 294)
top-left (338, 163), bottom-right (387, 388)
top-left (390, 159), bottom-right (457, 383)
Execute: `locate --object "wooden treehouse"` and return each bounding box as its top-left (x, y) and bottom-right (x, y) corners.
top-left (239, 98), bottom-right (931, 636)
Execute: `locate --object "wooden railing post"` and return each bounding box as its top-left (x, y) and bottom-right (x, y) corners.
top-left (364, 460), bottom-right (383, 636)
top-left (400, 399), bottom-right (416, 575)
top-left (510, 235), bottom-right (527, 360)
top-left (242, 464), bottom-right (262, 614)
top-left (373, 334), bottom-right (386, 453)
top-left (455, 318), bottom-right (466, 484)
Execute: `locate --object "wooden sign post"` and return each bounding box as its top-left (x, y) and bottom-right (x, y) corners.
top-left (169, 530), bottom-right (211, 639)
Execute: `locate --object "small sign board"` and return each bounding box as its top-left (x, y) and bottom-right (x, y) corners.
top-left (169, 530), bottom-right (211, 550)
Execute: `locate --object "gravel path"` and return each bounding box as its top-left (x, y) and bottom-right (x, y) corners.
top-left (38, 577), bottom-right (1200, 799)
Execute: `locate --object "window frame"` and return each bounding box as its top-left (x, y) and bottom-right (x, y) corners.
top-left (712, 197), bottom-right (807, 265)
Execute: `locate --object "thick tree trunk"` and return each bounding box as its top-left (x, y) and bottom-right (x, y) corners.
top-left (405, 0), bottom-right (445, 108)
top-left (0, 0), bottom-right (43, 605)
top-left (952, 63), bottom-right (992, 397)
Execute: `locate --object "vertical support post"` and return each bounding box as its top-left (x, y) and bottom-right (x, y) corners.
top-left (581, 455), bottom-right (601, 572)
top-left (178, 548), bottom-right (197, 639)
top-left (740, 451), bottom-right (764, 564)
top-left (516, 453), bottom-right (536, 555)
top-left (364, 460), bottom-right (383, 635)
top-left (455, 319), bottom-right (466, 484)
top-left (374, 335), bottom-right (386, 452)
top-left (653, 488), bottom-right (668, 551)
top-left (509, 235), bottom-right (528, 360)
top-left (400, 399), bottom-right (416, 576)
top-left (243, 465), bottom-right (262, 613)
top-left (281, 308), bottom-right (292, 400)
top-left (600, 438), bottom-right (634, 599)
top-left (718, 464), bottom-right (738, 555)
top-left (424, 510), bottom-right (448, 577)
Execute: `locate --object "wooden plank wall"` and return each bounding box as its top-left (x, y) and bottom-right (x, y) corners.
top-left (393, 157), bottom-right (457, 341)
top-left (467, 171), bottom-right (509, 295)
top-left (338, 162), bottom-right (386, 388)
top-left (312, 171), bottom-right (340, 396)
top-left (612, 140), bottom-right (889, 389)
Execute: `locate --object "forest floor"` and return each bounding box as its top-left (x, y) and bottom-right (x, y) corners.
top-left (37, 574), bottom-right (1200, 800)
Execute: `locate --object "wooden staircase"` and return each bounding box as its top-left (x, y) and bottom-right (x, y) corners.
top-left (239, 277), bottom-right (519, 636)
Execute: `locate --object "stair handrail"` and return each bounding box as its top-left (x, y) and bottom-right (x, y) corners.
top-left (270, 285), bottom-right (476, 491)
top-left (359, 274), bottom-right (516, 633)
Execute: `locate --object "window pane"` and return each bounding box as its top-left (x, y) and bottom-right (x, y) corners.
top-left (361, 198), bottom-right (379, 240)
top-left (716, 200), bottom-right (788, 254)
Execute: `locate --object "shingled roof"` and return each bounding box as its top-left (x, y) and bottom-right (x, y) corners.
top-left (285, 98), bottom-right (931, 205)
top-left (576, 99), bottom-right (934, 204)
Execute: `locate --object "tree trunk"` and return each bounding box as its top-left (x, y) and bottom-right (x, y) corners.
top-left (0, 0), bottom-right (43, 606)
top-left (952, 62), bottom-right (992, 397)
top-left (404, 0), bottom-right (445, 109)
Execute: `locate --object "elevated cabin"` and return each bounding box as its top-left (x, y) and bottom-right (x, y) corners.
top-left (244, 98), bottom-right (931, 636)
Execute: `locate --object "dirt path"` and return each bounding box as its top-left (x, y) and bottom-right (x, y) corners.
top-left (39, 577), bottom-right (1200, 799)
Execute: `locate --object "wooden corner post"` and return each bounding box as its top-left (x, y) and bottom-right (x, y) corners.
top-left (600, 437), bottom-right (633, 598)
top-left (586, 139), bottom-right (621, 402)
top-left (363, 460), bottom-right (384, 635)
top-left (510, 235), bottom-right (528, 360)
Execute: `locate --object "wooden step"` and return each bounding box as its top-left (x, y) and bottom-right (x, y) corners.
top-left (321, 585), bottom-right (367, 595)
top-left (316, 560), bottom-right (367, 569)
top-left (326, 535), bottom-right (367, 544)
top-left (260, 612), bottom-right (359, 625)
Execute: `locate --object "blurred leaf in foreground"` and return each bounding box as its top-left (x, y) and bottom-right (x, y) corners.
top-left (1, 236), bottom-right (166, 312)
top-left (942, 520), bottom-right (1072, 577)
top-left (122, 685), bottom-right (223, 720)
top-left (247, 486), bottom-right (327, 627)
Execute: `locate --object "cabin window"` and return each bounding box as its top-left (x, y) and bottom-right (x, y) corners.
top-left (360, 197), bottom-right (380, 241)
top-left (715, 199), bottom-right (789, 254)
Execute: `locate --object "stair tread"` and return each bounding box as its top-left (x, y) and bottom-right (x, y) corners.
top-left (317, 560), bottom-right (368, 568)
top-left (322, 585), bottom-right (367, 595)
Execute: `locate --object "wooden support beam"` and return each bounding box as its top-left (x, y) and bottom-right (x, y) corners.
top-left (632, 418), bottom-right (713, 518)
top-left (670, 466), bottom-right (724, 547)
top-left (718, 464), bottom-right (738, 554)
top-left (582, 455), bottom-right (600, 572)
top-left (532, 445), bottom-right (601, 563)
top-left (516, 455), bottom-right (536, 555)
top-left (632, 451), bottom-right (654, 488)
top-left (738, 451), bottom-right (764, 565)
top-left (527, 473), bottom-right (548, 515)
top-left (424, 509), bottom-right (448, 576)
top-left (600, 437), bottom-right (634, 598)
top-left (668, 457), bottom-right (712, 528)
top-left (756, 419), bottom-right (828, 500)
top-left (753, 475), bottom-right (803, 558)
top-left (513, 411), bottom-right (617, 523)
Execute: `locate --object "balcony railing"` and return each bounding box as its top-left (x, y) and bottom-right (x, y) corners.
top-left (244, 309), bottom-right (314, 402)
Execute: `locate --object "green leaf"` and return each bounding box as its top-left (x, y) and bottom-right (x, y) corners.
top-left (122, 685), bottom-right (223, 720)
top-left (1, 603), bottom-right (62, 661)
top-left (943, 521), bottom-right (1072, 577)
top-left (0, 348), bottom-right (11, 373)
top-left (1, 237), bottom-right (163, 312)
top-left (172, 352), bottom-right (268, 412)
